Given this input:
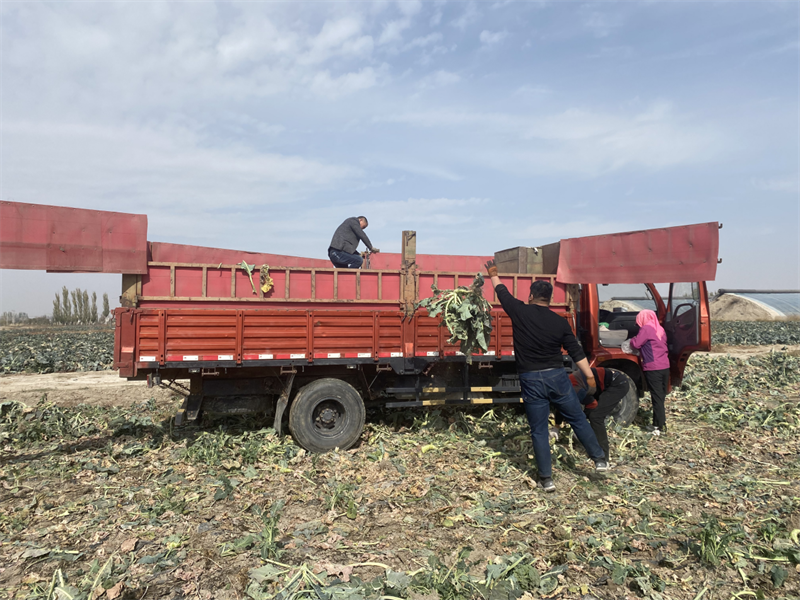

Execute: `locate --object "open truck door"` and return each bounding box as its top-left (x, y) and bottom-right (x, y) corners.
top-left (663, 281), bottom-right (712, 386)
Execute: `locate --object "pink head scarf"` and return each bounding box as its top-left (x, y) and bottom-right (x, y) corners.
top-left (636, 309), bottom-right (666, 341)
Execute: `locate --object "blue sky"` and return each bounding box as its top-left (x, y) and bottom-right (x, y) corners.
top-left (1, 0), bottom-right (798, 317)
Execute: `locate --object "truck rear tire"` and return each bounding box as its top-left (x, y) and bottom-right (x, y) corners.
top-left (608, 373), bottom-right (639, 427)
top-left (288, 378), bottom-right (365, 453)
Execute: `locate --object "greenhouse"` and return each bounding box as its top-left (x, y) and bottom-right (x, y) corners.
top-left (710, 290), bottom-right (800, 320)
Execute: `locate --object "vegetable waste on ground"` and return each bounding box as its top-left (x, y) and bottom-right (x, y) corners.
top-left (712, 320), bottom-right (800, 346)
top-left (1, 349), bottom-right (799, 599)
top-left (0, 327), bottom-right (113, 374)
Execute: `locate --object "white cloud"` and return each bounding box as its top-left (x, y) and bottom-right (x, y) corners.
top-left (378, 1), bottom-right (422, 46)
top-left (451, 2), bottom-right (480, 31)
top-left (302, 16), bottom-right (374, 64)
top-left (375, 102), bottom-right (726, 176)
top-left (405, 32), bottom-right (443, 50)
top-left (397, 0), bottom-right (423, 17)
top-left (417, 69), bottom-right (461, 90)
top-left (379, 19), bottom-right (411, 45)
top-left (310, 67), bottom-right (382, 98)
top-left (580, 9), bottom-right (624, 38)
top-left (1, 119), bottom-right (360, 229)
top-left (518, 219), bottom-right (641, 245)
top-left (350, 197), bottom-right (488, 227)
top-left (514, 84), bottom-right (552, 96)
top-left (479, 30), bottom-right (508, 46)
top-left (751, 178), bottom-right (799, 193)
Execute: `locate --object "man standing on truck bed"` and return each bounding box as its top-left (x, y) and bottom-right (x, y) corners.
top-left (485, 260), bottom-right (610, 492)
top-left (328, 216), bottom-right (379, 269)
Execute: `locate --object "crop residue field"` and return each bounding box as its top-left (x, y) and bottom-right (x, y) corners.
top-left (0, 324), bottom-right (799, 600)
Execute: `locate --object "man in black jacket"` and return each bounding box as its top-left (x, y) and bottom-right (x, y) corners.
top-left (485, 260), bottom-right (609, 492)
top-left (328, 216), bottom-right (379, 268)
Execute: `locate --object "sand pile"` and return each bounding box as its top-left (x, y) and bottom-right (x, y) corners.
top-left (710, 294), bottom-right (779, 321)
top-left (599, 299), bottom-right (645, 312)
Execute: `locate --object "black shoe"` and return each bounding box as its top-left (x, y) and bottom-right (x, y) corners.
top-left (538, 477), bottom-right (556, 492)
top-left (645, 426), bottom-right (663, 436)
top-left (594, 460), bottom-right (610, 471)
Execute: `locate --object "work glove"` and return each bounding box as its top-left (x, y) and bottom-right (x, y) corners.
top-left (370, 248), bottom-right (380, 254)
top-left (584, 399), bottom-right (598, 410)
top-left (484, 259), bottom-right (498, 277)
top-left (586, 375), bottom-right (597, 397)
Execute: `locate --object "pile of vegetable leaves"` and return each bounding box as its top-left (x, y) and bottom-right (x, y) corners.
top-left (0, 327), bottom-right (113, 374)
top-left (711, 320), bottom-right (800, 346)
top-left (415, 274), bottom-right (493, 362)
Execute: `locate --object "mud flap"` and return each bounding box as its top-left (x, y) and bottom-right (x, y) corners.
top-left (175, 394), bottom-right (203, 426)
top-left (273, 372), bottom-right (296, 436)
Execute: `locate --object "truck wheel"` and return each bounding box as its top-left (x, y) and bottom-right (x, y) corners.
top-left (608, 373), bottom-right (639, 427)
top-left (288, 378), bottom-right (365, 453)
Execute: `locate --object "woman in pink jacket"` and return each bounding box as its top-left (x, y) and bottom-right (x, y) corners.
top-left (629, 310), bottom-right (670, 435)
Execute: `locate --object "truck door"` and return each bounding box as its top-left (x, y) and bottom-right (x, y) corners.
top-left (663, 281), bottom-right (711, 385)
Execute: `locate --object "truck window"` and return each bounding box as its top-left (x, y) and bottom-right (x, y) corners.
top-left (665, 282), bottom-right (701, 350)
top-left (596, 284), bottom-right (655, 347)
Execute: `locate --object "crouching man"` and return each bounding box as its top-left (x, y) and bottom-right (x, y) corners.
top-left (568, 367), bottom-right (630, 462)
top-left (328, 216), bottom-right (379, 269)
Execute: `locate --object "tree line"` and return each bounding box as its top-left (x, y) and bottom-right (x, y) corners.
top-left (52, 287), bottom-right (111, 324)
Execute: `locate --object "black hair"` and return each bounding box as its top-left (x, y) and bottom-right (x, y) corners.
top-left (529, 280), bottom-right (553, 302)
top-left (357, 216), bottom-right (368, 226)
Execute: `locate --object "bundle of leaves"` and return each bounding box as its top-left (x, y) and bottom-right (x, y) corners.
top-left (711, 320), bottom-right (800, 346)
top-left (415, 274), bottom-right (493, 362)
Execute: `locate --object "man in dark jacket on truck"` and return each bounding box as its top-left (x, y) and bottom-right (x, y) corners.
top-left (485, 260), bottom-right (609, 492)
top-left (328, 216), bottom-right (379, 269)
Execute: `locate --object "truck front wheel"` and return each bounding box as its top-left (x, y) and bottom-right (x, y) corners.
top-left (288, 378), bottom-right (366, 453)
top-left (609, 372), bottom-right (639, 427)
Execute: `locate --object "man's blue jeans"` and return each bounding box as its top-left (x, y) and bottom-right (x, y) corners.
top-left (328, 248), bottom-right (363, 269)
top-left (519, 368), bottom-right (605, 478)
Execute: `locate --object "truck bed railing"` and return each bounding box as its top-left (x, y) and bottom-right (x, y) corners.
top-left (127, 261), bottom-right (572, 309)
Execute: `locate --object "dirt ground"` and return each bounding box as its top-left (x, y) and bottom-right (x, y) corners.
top-left (1, 347), bottom-right (798, 600)
top-left (0, 371), bottom-right (183, 408)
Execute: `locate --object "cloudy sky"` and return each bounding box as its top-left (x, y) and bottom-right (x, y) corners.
top-left (1, 0), bottom-right (798, 317)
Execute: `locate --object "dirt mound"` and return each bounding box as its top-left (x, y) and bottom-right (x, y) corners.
top-left (599, 299), bottom-right (643, 312)
top-left (710, 294), bottom-right (779, 321)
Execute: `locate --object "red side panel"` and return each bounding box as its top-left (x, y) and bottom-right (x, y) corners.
top-left (0, 201), bottom-right (147, 274)
top-left (557, 222), bottom-right (719, 284)
top-left (151, 242), bottom-right (494, 274)
top-left (149, 242), bottom-right (331, 269)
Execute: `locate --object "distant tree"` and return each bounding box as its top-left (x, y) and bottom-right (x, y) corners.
top-left (61, 286), bottom-right (72, 324)
top-left (70, 289), bottom-right (80, 323)
top-left (0, 311), bottom-right (29, 325)
top-left (53, 294), bottom-right (63, 324)
top-left (91, 292), bottom-right (98, 323)
top-left (82, 290), bottom-right (90, 323)
top-left (102, 293), bottom-right (110, 320)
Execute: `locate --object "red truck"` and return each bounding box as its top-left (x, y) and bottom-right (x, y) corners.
top-left (0, 201), bottom-right (720, 452)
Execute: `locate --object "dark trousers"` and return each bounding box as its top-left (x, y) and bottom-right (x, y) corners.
top-left (644, 368), bottom-right (669, 431)
top-left (328, 247), bottom-right (362, 269)
top-left (519, 368), bottom-right (605, 479)
top-left (585, 373), bottom-right (629, 459)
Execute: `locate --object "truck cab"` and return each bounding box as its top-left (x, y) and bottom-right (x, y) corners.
top-left (579, 280), bottom-right (712, 394)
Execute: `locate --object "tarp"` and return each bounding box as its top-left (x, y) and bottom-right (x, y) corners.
top-left (557, 222), bottom-right (719, 284)
top-left (0, 201), bottom-right (148, 274)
